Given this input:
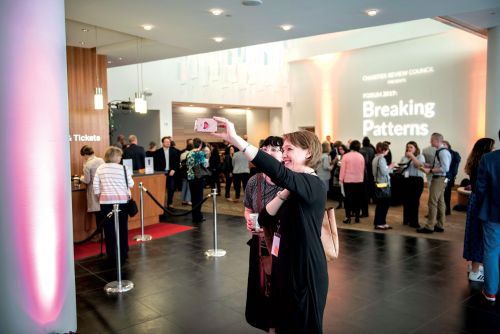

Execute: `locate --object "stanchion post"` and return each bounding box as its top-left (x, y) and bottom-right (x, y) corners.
top-left (104, 204), bottom-right (134, 294)
top-left (205, 188), bottom-right (226, 257)
top-left (133, 182), bottom-right (152, 242)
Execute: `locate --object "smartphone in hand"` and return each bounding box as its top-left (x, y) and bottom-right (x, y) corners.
top-left (194, 118), bottom-right (218, 132)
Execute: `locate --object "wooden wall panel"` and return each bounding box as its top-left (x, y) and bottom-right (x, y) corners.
top-left (67, 46), bottom-right (109, 176)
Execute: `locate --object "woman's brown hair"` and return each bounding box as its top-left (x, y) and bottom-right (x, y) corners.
top-left (80, 145), bottom-right (94, 156)
top-left (406, 141), bottom-right (421, 156)
top-left (283, 131), bottom-right (322, 169)
top-left (464, 138), bottom-right (495, 175)
top-left (375, 142), bottom-right (389, 153)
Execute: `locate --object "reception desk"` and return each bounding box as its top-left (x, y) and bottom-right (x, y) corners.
top-left (72, 172), bottom-right (166, 242)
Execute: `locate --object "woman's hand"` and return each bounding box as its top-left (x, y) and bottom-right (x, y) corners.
top-left (211, 116), bottom-right (239, 144)
top-left (246, 217), bottom-right (254, 232)
top-left (244, 208), bottom-right (256, 233)
top-left (211, 116), bottom-right (259, 161)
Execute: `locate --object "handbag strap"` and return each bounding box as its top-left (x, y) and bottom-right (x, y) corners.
top-left (256, 173), bottom-right (263, 213)
top-left (123, 165), bottom-right (131, 199)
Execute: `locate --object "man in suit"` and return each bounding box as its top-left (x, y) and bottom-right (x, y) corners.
top-left (476, 129), bottom-right (500, 303)
top-left (122, 134), bottom-right (146, 170)
top-left (155, 136), bottom-right (180, 209)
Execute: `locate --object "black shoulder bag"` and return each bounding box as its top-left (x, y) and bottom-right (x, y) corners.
top-left (123, 166), bottom-right (138, 217)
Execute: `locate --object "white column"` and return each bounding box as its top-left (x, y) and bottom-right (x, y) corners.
top-left (486, 26), bottom-right (500, 140)
top-left (0, 0), bottom-right (76, 333)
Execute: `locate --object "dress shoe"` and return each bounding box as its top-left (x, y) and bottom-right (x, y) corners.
top-left (336, 204), bottom-right (343, 209)
top-left (343, 218), bottom-right (351, 224)
top-left (416, 227), bottom-right (434, 234)
top-left (434, 226), bottom-right (445, 232)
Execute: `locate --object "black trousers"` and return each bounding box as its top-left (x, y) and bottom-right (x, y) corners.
top-left (233, 173), bottom-right (250, 199)
top-left (374, 196), bottom-right (390, 226)
top-left (444, 177), bottom-right (455, 215)
top-left (189, 177), bottom-right (205, 222)
top-left (209, 169), bottom-right (221, 194)
top-left (361, 179), bottom-right (372, 216)
top-left (402, 176), bottom-right (424, 227)
top-left (344, 182), bottom-right (364, 219)
top-left (165, 172), bottom-right (176, 206)
top-left (99, 203), bottom-right (129, 263)
top-left (224, 173), bottom-right (233, 198)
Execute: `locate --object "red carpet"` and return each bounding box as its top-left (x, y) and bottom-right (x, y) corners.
top-left (74, 223), bottom-right (193, 261)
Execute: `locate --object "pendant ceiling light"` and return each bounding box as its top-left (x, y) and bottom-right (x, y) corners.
top-left (134, 38), bottom-right (147, 114)
top-left (94, 26), bottom-right (104, 110)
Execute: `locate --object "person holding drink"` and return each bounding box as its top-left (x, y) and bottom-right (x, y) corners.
top-left (243, 136), bottom-right (284, 333)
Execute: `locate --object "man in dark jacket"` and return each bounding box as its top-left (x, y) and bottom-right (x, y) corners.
top-left (360, 136), bottom-right (376, 216)
top-left (154, 136), bottom-right (180, 209)
top-left (476, 130), bottom-right (500, 303)
top-left (442, 140), bottom-right (461, 215)
top-left (122, 134), bottom-right (146, 170)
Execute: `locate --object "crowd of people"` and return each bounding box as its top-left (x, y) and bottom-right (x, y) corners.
top-left (80, 125), bottom-right (500, 330)
top-left (318, 132), bottom-right (461, 233)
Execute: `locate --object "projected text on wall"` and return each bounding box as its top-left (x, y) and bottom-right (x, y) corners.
top-left (361, 66), bottom-right (435, 137)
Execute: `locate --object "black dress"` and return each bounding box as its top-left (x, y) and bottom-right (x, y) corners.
top-left (254, 151), bottom-right (328, 334)
top-left (244, 174), bottom-right (281, 331)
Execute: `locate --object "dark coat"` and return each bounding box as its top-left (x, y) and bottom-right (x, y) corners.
top-left (476, 150), bottom-right (500, 223)
top-left (122, 144), bottom-right (146, 170)
top-left (154, 147), bottom-right (180, 172)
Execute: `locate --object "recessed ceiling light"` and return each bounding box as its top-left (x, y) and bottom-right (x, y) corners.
top-left (242, 0), bottom-right (263, 6)
top-left (118, 57), bottom-right (123, 60)
top-left (280, 24), bottom-right (293, 31)
top-left (209, 8), bottom-right (224, 16)
top-left (213, 37), bottom-right (224, 43)
top-left (107, 60), bottom-right (112, 64)
top-left (79, 41), bottom-right (85, 45)
top-left (365, 9), bottom-right (379, 16)
top-left (142, 24), bottom-right (154, 31)
top-left (219, 106), bottom-right (224, 108)
top-left (81, 28), bottom-right (89, 32)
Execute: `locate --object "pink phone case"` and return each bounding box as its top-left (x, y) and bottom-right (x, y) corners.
top-left (194, 118), bottom-right (218, 132)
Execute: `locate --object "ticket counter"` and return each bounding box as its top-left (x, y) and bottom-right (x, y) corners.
top-left (72, 172), bottom-right (166, 242)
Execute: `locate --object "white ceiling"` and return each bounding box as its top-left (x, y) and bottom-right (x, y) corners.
top-left (65, 0), bottom-right (500, 67)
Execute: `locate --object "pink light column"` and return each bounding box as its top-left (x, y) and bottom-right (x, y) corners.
top-left (0, 0), bottom-right (76, 333)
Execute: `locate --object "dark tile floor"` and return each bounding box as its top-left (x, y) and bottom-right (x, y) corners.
top-left (75, 212), bottom-right (500, 334)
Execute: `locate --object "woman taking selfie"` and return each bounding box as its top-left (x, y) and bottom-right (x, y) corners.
top-left (211, 117), bottom-right (328, 334)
